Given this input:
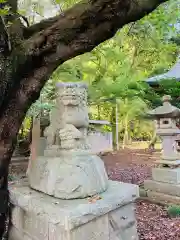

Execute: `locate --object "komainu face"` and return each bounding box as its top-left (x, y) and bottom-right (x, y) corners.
top-left (57, 83), bottom-right (87, 107)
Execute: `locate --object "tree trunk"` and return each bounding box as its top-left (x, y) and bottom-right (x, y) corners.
top-left (0, 0), bottom-right (169, 238)
top-left (28, 116), bottom-right (34, 144)
top-left (122, 115), bottom-right (129, 149)
top-left (110, 105), bottom-right (116, 147)
top-left (148, 132), bottom-right (157, 151)
top-left (97, 105), bottom-right (101, 119)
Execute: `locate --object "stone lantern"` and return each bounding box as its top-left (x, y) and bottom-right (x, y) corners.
top-left (144, 95), bottom-right (180, 204)
top-left (149, 95), bottom-right (180, 162)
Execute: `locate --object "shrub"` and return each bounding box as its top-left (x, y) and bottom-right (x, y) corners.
top-left (167, 205), bottom-right (180, 218)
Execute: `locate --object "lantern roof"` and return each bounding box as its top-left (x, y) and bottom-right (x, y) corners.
top-left (148, 95), bottom-right (180, 118)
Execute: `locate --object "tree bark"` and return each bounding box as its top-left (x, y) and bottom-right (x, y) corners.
top-left (0, 0), bottom-right (169, 238)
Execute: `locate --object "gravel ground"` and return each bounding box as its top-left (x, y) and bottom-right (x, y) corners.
top-left (102, 149), bottom-right (180, 240)
top-left (9, 149), bottom-right (180, 240)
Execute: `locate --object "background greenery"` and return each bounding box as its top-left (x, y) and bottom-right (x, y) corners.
top-left (17, 0), bottom-right (180, 147)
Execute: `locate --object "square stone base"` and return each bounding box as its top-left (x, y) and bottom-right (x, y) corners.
top-left (152, 167), bottom-right (180, 184)
top-left (144, 179), bottom-right (180, 197)
top-left (144, 168), bottom-right (180, 205)
top-left (147, 191), bottom-right (180, 205)
top-left (9, 181), bottom-right (139, 240)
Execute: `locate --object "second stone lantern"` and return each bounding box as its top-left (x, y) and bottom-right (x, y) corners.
top-left (144, 95), bottom-right (180, 204)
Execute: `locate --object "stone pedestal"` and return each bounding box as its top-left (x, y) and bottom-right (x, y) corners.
top-left (144, 166), bottom-right (180, 204)
top-left (28, 151), bottom-right (108, 199)
top-left (9, 181), bottom-right (139, 240)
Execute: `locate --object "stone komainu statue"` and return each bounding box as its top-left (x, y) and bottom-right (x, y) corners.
top-left (28, 82), bottom-right (108, 200)
top-left (44, 82), bottom-right (89, 150)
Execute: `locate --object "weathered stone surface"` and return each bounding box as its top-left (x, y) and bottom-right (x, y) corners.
top-left (24, 212), bottom-right (49, 239)
top-left (144, 179), bottom-right (180, 197)
top-left (27, 137), bottom-right (47, 176)
top-left (147, 191), bottom-right (180, 205)
top-left (152, 167), bottom-right (180, 184)
top-left (37, 137), bottom-right (47, 156)
top-left (44, 82), bottom-right (89, 150)
top-left (139, 188), bottom-right (147, 197)
top-left (67, 215), bottom-right (109, 240)
top-left (28, 152), bottom-right (108, 199)
top-left (10, 181), bottom-right (139, 240)
top-left (11, 206), bottom-right (24, 231)
top-left (57, 83), bottom-right (89, 128)
top-left (161, 135), bottom-right (180, 160)
top-left (10, 181), bottom-right (139, 229)
top-left (9, 227), bottom-right (23, 240)
top-left (9, 227), bottom-right (34, 240)
top-left (109, 204), bottom-right (138, 240)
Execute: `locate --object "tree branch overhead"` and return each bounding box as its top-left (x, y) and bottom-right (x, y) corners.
top-left (0, 0), bottom-right (169, 120)
top-left (22, 0), bottom-right (168, 70)
top-left (0, 0), bottom-right (169, 141)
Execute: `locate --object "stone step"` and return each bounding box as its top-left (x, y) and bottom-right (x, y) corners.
top-left (144, 180), bottom-right (180, 197)
top-left (147, 191), bottom-right (180, 205)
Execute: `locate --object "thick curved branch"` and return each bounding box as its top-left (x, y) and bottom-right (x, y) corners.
top-left (23, 16), bottom-right (59, 39)
top-left (24, 0), bottom-right (168, 65)
top-left (0, 0), bottom-right (169, 124)
top-left (24, 0), bottom-right (167, 38)
top-left (0, 0), bottom-right (169, 115)
top-left (2, 0), bottom-right (166, 119)
top-left (2, 0), bottom-right (165, 119)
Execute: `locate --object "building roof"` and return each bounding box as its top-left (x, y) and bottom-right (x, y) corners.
top-left (146, 57), bottom-right (180, 86)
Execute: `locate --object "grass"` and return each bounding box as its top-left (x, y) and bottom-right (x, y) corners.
top-left (124, 141), bottom-right (162, 150)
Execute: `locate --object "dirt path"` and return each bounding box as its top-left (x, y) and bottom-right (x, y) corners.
top-left (102, 149), bottom-right (158, 184)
